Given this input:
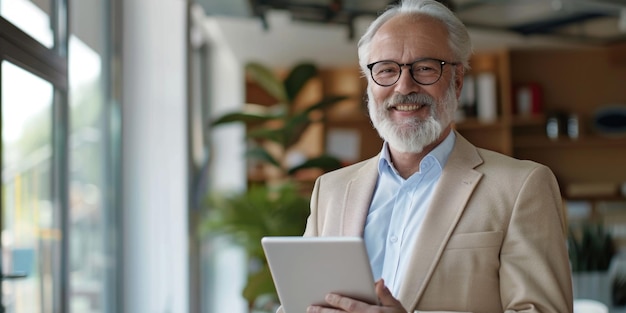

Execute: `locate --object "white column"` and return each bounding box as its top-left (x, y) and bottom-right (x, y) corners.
top-left (121, 0), bottom-right (188, 312)
top-left (201, 16), bottom-right (249, 313)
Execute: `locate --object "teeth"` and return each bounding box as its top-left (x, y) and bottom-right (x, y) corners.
top-left (394, 104), bottom-right (422, 111)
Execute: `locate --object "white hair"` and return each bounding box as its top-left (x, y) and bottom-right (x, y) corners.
top-left (357, 0), bottom-right (472, 77)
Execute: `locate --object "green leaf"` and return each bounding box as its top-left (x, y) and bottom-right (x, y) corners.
top-left (287, 155), bottom-right (343, 175)
top-left (246, 62), bottom-right (287, 102)
top-left (211, 112), bottom-right (276, 127)
top-left (284, 63), bottom-right (318, 102)
top-left (281, 95), bottom-right (349, 148)
top-left (202, 181), bottom-right (312, 305)
top-left (283, 113), bottom-right (312, 148)
top-left (302, 95), bottom-right (350, 115)
top-left (242, 263), bottom-right (276, 305)
top-left (201, 182), bottom-right (310, 252)
top-left (247, 128), bottom-right (285, 146)
top-left (568, 223), bottom-right (615, 272)
top-left (245, 147), bottom-right (281, 168)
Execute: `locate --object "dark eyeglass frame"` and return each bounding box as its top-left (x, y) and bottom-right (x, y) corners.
top-left (366, 58), bottom-right (459, 87)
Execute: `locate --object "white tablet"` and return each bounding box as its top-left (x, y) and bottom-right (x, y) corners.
top-left (261, 236), bottom-right (378, 313)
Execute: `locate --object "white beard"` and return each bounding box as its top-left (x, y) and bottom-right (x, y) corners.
top-left (368, 84), bottom-right (458, 153)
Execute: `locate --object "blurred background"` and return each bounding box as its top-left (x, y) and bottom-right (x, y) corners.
top-left (1, 0), bottom-right (626, 312)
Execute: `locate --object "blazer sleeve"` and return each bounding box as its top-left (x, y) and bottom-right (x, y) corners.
top-left (302, 175), bottom-right (322, 237)
top-left (499, 164), bottom-right (573, 313)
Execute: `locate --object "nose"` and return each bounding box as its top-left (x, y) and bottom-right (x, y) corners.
top-left (395, 66), bottom-right (422, 94)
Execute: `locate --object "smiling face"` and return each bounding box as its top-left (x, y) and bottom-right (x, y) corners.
top-left (367, 14), bottom-right (464, 154)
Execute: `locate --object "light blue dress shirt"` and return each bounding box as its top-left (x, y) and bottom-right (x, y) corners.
top-left (363, 131), bottom-right (455, 295)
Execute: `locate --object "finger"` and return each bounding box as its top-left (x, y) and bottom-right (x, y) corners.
top-left (324, 293), bottom-right (368, 312)
top-left (306, 305), bottom-right (341, 313)
top-left (375, 280), bottom-right (404, 308)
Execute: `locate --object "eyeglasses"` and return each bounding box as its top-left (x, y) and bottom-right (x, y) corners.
top-left (366, 58), bottom-right (459, 87)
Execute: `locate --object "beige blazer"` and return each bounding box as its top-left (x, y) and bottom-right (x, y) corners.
top-left (298, 132), bottom-right (573, 313)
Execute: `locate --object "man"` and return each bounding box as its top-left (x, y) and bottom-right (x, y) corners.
top-left (295, 0), bottom-right (573, 312)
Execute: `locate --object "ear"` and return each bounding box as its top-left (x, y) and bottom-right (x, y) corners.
top-left (454, 65), bottom-right (465, 99)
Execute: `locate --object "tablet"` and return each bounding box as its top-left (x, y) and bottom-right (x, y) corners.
top-left (261, 236), bottom-right (378, 313)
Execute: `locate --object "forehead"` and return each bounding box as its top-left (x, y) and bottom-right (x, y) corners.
top-left (369, 14), bottom-right (452, 62)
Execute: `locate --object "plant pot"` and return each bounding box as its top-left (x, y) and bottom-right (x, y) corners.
top-left (572, 271), bottom-right (611, 305)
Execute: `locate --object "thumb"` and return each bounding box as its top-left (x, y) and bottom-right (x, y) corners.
top-left (375, 279), bottom-right (404, 308)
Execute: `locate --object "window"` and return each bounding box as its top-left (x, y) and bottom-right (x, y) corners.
top-left (0, 0), bottom-right (121, 312)
top-left (1, 59), bottom-right (58, 313)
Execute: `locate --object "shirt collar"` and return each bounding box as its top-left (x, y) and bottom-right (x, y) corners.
top-left (377, 131), bottom-right (456, 175)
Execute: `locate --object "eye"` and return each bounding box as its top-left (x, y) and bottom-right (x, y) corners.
top-left (373, 62), bottom-right (400, 76)
top-left (412, 60), bottom-right (440, 75)
top-left (416, 66), bottom-right (434, 72)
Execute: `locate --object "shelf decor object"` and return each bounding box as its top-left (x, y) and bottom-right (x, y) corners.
top-left (593, 105), bottom-right (626, 137)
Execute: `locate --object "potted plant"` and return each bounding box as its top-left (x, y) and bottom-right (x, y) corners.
top-left (201, 61), bottom-right (347, 310)
top-left (568, 222), bottom-right (616, 304)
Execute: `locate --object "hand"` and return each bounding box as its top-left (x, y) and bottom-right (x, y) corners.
top-left (306, 279), bottom-right (407, 313)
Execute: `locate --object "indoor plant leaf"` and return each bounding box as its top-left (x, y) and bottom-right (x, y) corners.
top-left (242, 263), bottom-right (277, 306)
top-left (302, 95), bottom-right (350, 114)
top-left (568, 223), bottom-right (615, 272)
top-left (247, 127), bottom-right (285, 146)
top-left (246, 62), bottom-right (287, 102)
top-left (282, 95), bottom-right (350, 146)
top-left (283, 112), bottom-right (313, 148)
top-left (284, 63), bottom-right (318, 103)
top-left (211, 112), bottom-right (277, 126)
top-left (245, 147), bottom-right (281, 169)
top-left (287, 154), bottom-right (343, 175)
top-left (282, 95), bottom-right (350, 148)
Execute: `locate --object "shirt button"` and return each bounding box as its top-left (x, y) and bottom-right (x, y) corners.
top-left (390, 236), bottom-right (398, 243)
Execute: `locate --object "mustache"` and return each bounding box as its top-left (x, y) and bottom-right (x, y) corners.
top-left (383, 93), bottom-right (437, 109)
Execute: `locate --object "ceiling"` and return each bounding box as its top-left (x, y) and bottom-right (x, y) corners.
top-left (198, 0), bottom-right (626, 46)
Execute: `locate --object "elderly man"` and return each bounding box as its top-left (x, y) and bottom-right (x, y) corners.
top-left (285, 0), bottom-right (573, 312)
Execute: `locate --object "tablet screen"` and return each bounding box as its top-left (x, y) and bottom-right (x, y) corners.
top-left (262, 236), bottom-right (378, 313)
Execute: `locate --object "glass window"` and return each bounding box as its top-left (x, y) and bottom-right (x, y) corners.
top-left (0, 0), bottom-right (54, 48)
top-left (67, 35), bottom-right (111, 313)
top-left (1, 0), bottom-right (121, 312)
top-left (1, 60), bottom-right (60, 313)
top-left (68, 0), bottom-right (119, 312)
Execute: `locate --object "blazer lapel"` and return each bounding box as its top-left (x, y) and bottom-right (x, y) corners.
top-left (397, 133), bottom-right (484, 311)
top-left (340, 157), bottom-right (379, 236)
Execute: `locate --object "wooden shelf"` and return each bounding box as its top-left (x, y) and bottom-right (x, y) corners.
top-left (512, 114), bottom-right (546, 127)
top-left (565, 194), bottom-right (626, 202)
top-left (514, 135), bottom-right (626, 149)
top-left (325, 110), bottom-right (370, 123)
top-left (454, 118), bottom-right (506, 131)
top-left (565, 181), bottom-right (621, 198)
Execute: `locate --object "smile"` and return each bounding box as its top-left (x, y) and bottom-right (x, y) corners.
top-left (392, 104), bottom-right (425, 111)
